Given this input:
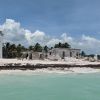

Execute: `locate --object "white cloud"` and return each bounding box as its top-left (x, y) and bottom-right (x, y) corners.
top-left (61, 33), bottom-right (73, 43)
top-left (80, 34), bottom-right (100, 48)
top-left (0, 19), bottom-right (73, 46)
top-left (46, 33), bottom-right (74, 47)
top-left (47, 38), bottom-right (62, 47)
top-left (25, 30), bottom-right (50, 46)
top-left (0, 19), bottom-right (28, 45)
top-left (0, 19), bottom-right (100, 54)
top-left (76, 35), bottom-right (100, 54)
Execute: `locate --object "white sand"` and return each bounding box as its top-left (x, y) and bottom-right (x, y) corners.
top-left (0, 58), bottom-right (100, 66)
top-left (0, 58), bottom-right (99, 74)
top-left (0, 67), bottom-right (100, 75)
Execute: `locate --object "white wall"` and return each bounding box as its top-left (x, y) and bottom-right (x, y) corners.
top-left (0, 35), bottom-right (3, 58)
top-left (50, 48), bottom-right (80, 58)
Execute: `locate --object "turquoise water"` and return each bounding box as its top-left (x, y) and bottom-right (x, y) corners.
top-left (0, 73), bottom-right (100, 100)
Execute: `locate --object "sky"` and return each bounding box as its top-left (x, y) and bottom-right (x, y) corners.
top-left (0, 0), bottom-right (100, 54)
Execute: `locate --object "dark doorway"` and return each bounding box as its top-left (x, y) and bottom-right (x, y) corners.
top-left (40, 54), bottom-right (44, 60)
top-left (49, 52), bottom-right (52, 55)
top-left (70, 52), bottom-right (72, 57)
top-left (76, 52), bottom-right (78, 57)
top-left (62, 51), bottom-right (65, 59)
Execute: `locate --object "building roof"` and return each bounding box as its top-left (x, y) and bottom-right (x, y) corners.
top-left (52, 48), bottom-right (81, 51)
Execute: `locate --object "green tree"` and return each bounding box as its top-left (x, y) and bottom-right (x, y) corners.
top-left (16, 44), bottom-right (22, 57)
top-left (29, 45), bottom-right (34, 51)
top-left (5, 42), bottom-right (11, 58)
top-left (54, 44), bottom-right (59, 48)
top-left (3, 43), bottom-right (6, 58)
top-left (3, 42), bottom-right (27, 58)
top-left (58, 42), bottom-right (62, 48)
top-left (10, 44), bottom-right (17, 58)
top-left (81, 51), bottom-right (86, 57)
top-left (10, 44), bottom-right (16, 51)
top-left (34, 43), bottom-right (42, 52)
top-left (44, 45), bottom-right (48, 53)
top-left (54, 42), bottom-right (71, 48)
top-left (64, 42), bottom-right (71, 48)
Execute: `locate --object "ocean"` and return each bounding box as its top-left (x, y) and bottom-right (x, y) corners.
top-left (0, 73), bottom-right (100, 100)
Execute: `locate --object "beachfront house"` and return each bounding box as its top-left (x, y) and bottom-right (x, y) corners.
top-left (21, 51), bottom-right (45, 60)
top-left (48, 48), bottom-right (81, 59)
top-left (30, 51), bottom-right (44, 60)
top-left (0, 31), bottom-right (3, 58)
top-left (21, 47), bottom-right (81, 60)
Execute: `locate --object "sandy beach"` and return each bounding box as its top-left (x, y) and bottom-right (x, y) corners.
top-left (0, 58), bottom-right (100, 66)
top-left (0, 58), bottom-right (100, 74)
top-left (0, 67), bottom-right (100, 75)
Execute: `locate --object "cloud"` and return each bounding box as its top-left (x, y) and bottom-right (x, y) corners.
top-left (79, 35), bottom-right (100, 48)
top-left (61, 33), bottom-right (73, 43)
top-left (76, 35), bottom-right (100, 54)
top-left (0, 19), bottom-right (28, 45)
top-left (25, 30), bottom-right (50, 46)
top-left (46, 33), bottom-right (74, 47)
top-left (0, 19), bottom-right (100, 54)
top-left (0, 19), bottom-right (73, 46)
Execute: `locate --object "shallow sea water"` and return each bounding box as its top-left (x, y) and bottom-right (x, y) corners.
top-left (0, 73), bottom-right (100, 100)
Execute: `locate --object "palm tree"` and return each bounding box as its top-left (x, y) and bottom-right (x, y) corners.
top-left (34, 43), bottom-right (42, 52)
top-left (54, 42), bottom-right (71, 48)
top-left (5, 42), bottom-right (11, 58)
top-left (64, 42), bottom-right (71, 48)
top-left (29, 45), bottom-right (34, 51)
top-left (10, 44), bottom-right (17, 58)
top-left (16, 44), bottom-right (22, 57)
top-left (44, 45), bottom-right (48, 58)
top-left (3, 42), bottom-right (27, 58)
top-left (44, 45), bottom-right (48, 53)
top-left (81, 51), bottom-right (86, 57)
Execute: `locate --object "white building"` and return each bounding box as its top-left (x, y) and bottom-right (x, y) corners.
top-left (48, 48), bottom-right (81, 59)
top-left (0, 31), bottom-right (3, 58)
top-left (21, 48), bottom-right (81, 60)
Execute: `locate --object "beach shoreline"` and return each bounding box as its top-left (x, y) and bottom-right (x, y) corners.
top-left (0, 67), bottom-right (100, 75)
top-left (0, 58), bottom-right (100, 74)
